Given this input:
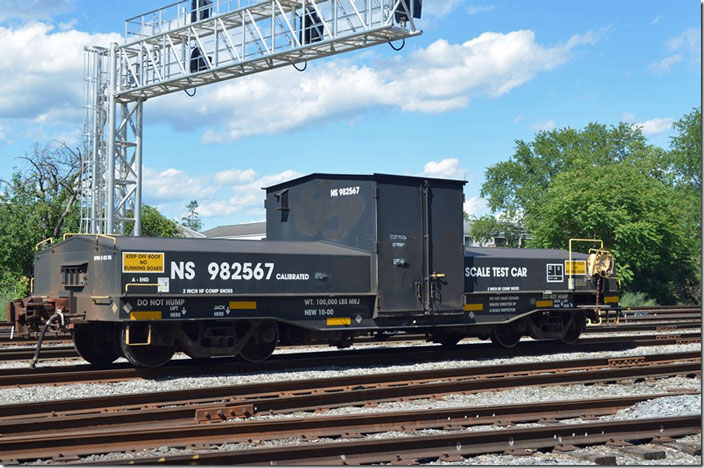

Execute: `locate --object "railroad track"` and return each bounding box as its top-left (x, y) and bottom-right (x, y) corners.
top-left (0, 345), bottom-right (77, 361)
top-left (0, 319), bottom-right (700, 363)
top-left (0, 350), bottom-right (698, 433)
top-left (0, 336), bottom-right (71, 347)
top-left (1, 393), bottom-right (698, 463)
top-left (90, 417), bottom-right (701, 466)
top-left (90, 415), bottom-right (700, 466)
top-left (0, 333), bottom-right (699, 387)
top-left (584, 321), bottom-right (701, 333)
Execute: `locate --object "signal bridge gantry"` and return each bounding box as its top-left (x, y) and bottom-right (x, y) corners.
top-left (80, 0), bottom-right (422, 236)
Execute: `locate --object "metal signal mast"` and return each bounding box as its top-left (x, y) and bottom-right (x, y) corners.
top-left (80, 0), bottom-right (422, 235)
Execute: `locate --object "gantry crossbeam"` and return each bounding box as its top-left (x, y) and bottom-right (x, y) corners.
top-left (81, 0), bottom-right (421, 235)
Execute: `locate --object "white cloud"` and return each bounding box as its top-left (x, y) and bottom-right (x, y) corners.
top-left (466, 5), bottom-right (496, 15)
top-left (464, 197), bottom-right (488, 216)
top-left (649, 54), bottom-right (682, 74)
top-left (622, 112), bottom-right (637, 123)
top-left (0, 22), bottom-right (601, 143)
top-left (142, 167), bottom-right (216, 201)
top-left (172, 29), bottom-right (601, 143)
top-left (422, 158), bottom-right (465, 180)
top-left (666, 27), bottom-right (700, 52)
top-left (649, 15), bottom-right (660, 26)
top-left (649, 27), bottom-right (700, 75)
top-left (0, 0), bottom-right (74, 22)
top-left (424, 0), bottom-right (466, 18)
top-left (530, 119), bottom-right (555, 131)
top-left (633, 117), bottom-right (673, 135)
top-left (198, 169), bottom-right (302, 218)
top-left (0, 22), bottom-right (120, 122)
top-left (214, 168), bottom-right (258, 185)
top-left (142, 166), bottom-right (302, 223)
top-left (58, 19), bottom-right (78, 31)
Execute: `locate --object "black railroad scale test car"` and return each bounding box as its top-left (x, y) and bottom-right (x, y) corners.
top-left (8, 173), bottom-right (620, 368)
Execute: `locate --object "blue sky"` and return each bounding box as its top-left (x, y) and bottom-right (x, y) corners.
top-left (0, 0), bottom-right (700, 230)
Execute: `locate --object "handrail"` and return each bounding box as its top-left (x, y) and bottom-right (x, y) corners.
top-left (63, 233), bottom-right (118, 247)
top-left (125, 283), bottom-right (163, 293)
top-left (567, 238), bottom-right (603, 290)
top-left (34, 238), bottom-right (54, 251)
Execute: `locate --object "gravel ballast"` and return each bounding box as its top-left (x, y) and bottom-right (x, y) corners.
top-left (5, 339), bottom-right (700, 465)
top-left (1, 341), bottom-right (699, 404)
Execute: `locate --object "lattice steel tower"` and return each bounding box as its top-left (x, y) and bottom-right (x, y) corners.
top-left (80, 0), bottom-right (422, 235)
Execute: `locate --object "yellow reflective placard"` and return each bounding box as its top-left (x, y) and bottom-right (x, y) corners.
top-left (122, 252), bottom-right (165, 273)
top-left (327, 317), bottom-right (351, 326)
top-left (229, 301), bottom-right (257, 310)
top-left (604, 296), bottom-right (619, 303)
top-left (536, 300), bottom-right (554, 308)
top-left (130, 311), bottom-right (162, 320)
top-left (564, 260), bottom-right (586, 275)
top-left (464, 303), bottom-right (483, 311)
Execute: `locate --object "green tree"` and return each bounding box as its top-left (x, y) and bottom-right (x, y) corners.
top-left (143, 206), bottom-right (181, 237)
top-left (668, 107), bottom-right (702, 301)
top-left (0, 142), bottom-right (80, 309)
top-left (530, 163), bottom-right (695, 303)
top-left (181, 200), bottom-right (202, 231)
top-left (669, 107), bottom-right (702, 190)
top-left (469, 214), bottom-right (523, 247)
top-left (0, 142), bottom-right (81, 278)
top-left (125, 205), bottom-right (180, 237)
top-left (481, 122), bottom-right (665, 223)
top-left (480, 117), bottom-right (699, 304)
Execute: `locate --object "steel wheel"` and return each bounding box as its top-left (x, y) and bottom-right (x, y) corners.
top-left (120, 324), bottom-right (175, 368)
top-left (73, 323), bottom-right (120, 367)
top-left (431, 333), bottom-right (463, 348)
top-left (238, 320), bottom-right (278, 362)
top-left (559, 313), bottom-right (586, 345)
top-left (490, 323), bottom-right (522, 348)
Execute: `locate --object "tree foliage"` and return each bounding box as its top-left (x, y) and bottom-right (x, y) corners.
top-left (125, 205), bottom-right (181, 237)
top-left (469, 214), bottom-right (523, 247)
top-left (480, 111), bottom-right (701, 304)
top-left (143, 206), bottom-right (182, 237)
top-left (669, 107), bottom-right (702, 191)
top-left (181, 200), bottom-right (202, 232)
top-left (0, 142), bottom-right (81, 279)
top-left (530, 163), bottom-right (695, 302)
top-left (0, 141), bottom-right (179, 307)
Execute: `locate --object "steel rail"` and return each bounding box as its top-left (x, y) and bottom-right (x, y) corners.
top-left (620, 314), bottom-right (701, 321)
top-left (626, 305), bottom-right (701, 312)
top-left (0, 332), bottom-right (699, 388)
top-left (0, 346), bottom-right (700, 422)
top-left (0, 393), bottom-right (691, 462)
top-left (0, 353), bottom-right (699, 437)
top-left (0, 345), bottom-right (77, 361)
top-left (80, 415), bottom-right (702, 465)
top-left (584, 321), bottom-right (701, 333)
top-left (0, 323), bottom-right (700, 361)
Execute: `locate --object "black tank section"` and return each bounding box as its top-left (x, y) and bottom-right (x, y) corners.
top-left (464, 247), bottom-right (592, 293)
top-left (265, 173), bottom-right (467, 316)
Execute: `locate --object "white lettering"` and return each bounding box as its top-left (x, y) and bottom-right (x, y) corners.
top-left (276, 273), bottom-right (310, 280)
top-left (171, 261), bottom-right (196, 280)
top-left (330, 186), bottom-right (360, 197)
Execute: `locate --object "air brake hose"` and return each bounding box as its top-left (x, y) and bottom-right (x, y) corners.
top-left (30, 311), bottom-right (64, 369)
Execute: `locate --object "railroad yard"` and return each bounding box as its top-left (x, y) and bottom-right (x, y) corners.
top-left (0, 0), bottom-right (700, 466)
top-left (0, 306), bottom-right (700, 465)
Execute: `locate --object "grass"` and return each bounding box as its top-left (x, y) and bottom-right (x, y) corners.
top-left (619, 291), bottom-right (657, 307)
